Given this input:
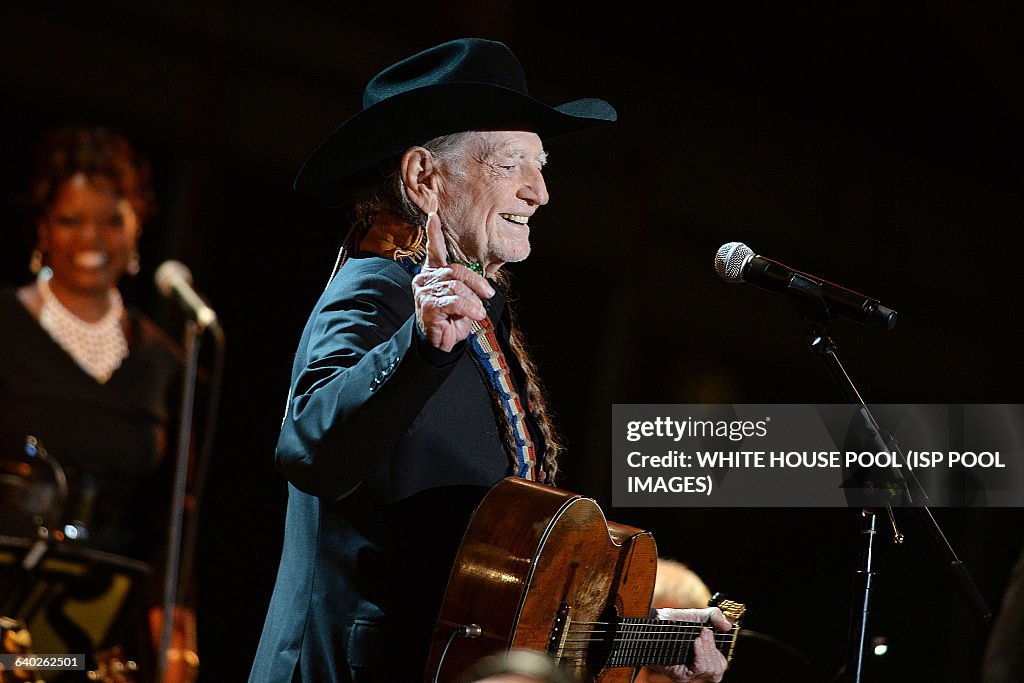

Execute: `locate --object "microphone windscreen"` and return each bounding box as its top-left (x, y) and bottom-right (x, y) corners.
top-left (715, 242), bottom-right (753, 282)
top-left (154, 260), bottom-right (192, 297)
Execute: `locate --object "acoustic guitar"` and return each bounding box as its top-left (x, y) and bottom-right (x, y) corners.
top-left (426, 477), bottom-right (745, 682)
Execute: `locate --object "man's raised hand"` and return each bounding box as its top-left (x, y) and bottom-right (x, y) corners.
top-left (412, 213), bottom-right (494, 351)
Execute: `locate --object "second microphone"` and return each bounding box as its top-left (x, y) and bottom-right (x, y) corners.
top-left (715, 242), bottom-right (897, 330)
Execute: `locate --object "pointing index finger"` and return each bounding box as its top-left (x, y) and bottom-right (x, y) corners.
top-left (423, 212), bottom-right (449, 269)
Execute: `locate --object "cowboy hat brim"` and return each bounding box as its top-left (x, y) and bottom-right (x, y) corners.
top-left (293, 82), bottom-right (617, 205)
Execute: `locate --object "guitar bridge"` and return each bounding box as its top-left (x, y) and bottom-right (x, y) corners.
top-left (547, 602), bottom-right (572, 662)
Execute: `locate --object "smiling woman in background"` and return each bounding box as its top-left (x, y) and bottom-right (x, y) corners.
top-left (0, 125), bottom-right (197, 683)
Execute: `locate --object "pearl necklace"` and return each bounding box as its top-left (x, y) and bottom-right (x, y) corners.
top-left (37, 271), bottom-right (129, 383)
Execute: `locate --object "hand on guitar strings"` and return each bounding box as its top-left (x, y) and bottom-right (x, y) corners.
top-left (647, 606), bottom-right (731, 683)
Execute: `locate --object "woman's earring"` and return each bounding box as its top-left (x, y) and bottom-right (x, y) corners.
top-left (126, 249), bottom-right (141, 276)
top-left (28, 248), bottom-right (44, 275)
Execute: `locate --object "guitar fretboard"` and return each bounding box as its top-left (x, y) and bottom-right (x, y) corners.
top-left (605, 617), bottom-right (739, 668)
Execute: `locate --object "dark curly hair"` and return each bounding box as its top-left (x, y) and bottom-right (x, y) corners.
top-left (30, 125), bottom-right (156, 224)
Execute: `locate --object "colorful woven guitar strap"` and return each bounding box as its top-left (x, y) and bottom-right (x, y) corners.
top-left (464, 316), bottom-right (539, 480)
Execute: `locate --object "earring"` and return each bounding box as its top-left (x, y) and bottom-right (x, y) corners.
top-left (28, 248), bottom-right (44, 275)
top-left (126, 249), bottom-right (141, 276)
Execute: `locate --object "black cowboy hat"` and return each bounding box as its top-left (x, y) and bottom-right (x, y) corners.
top-left (293, 38), bottom-right (617, 204)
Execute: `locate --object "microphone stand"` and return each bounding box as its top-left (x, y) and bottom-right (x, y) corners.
top-left (781, 278), bottom-right (991, 683)
top-left (156, 319), bottom-right (202, 683)
top-left (175, 320), bottom-right (225, 628)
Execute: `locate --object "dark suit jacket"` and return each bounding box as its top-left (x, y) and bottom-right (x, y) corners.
top-left (250, 256), bottom-right (540, 682)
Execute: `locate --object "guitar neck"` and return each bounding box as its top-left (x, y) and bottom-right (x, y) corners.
top-left (604, 617), bottom-right (740, 669)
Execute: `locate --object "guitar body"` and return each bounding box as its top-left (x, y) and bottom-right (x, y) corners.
top-left (426, 477), bottom-right (659, 682)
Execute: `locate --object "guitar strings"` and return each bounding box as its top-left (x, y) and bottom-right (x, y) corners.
top-left (558, 622), bottom-right (736, 649)
top-left (566, 621), bottom-right (735, 636)
top-left (560, 633), bottom-right (735, 643)
top-left (558, 637), bottom-right (733, 647)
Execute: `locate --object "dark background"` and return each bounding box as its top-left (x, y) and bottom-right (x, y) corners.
top-left (2, 2), bottom-right (1022, 681)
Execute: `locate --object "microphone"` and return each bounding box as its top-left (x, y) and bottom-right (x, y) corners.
top-left (714, 242), bottom-right (897, 330)
top-left (155, 260), bottom-right (220, 331)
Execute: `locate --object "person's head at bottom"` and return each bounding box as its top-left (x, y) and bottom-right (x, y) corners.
top-left (459, 648), bottom-right (574, 683)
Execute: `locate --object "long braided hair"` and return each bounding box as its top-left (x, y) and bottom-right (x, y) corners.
top-left (348, 133), bottom-right (564, 484)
